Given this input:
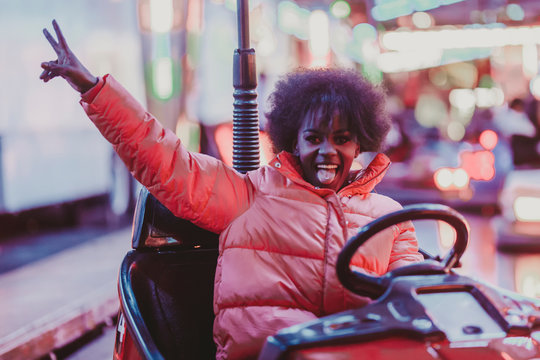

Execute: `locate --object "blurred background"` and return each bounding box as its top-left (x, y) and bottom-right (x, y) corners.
top-left (2, 0), bottom-right (540, 357)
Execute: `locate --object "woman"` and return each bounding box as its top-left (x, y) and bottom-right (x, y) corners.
top-left (41, 20), bottom-right (422, 359)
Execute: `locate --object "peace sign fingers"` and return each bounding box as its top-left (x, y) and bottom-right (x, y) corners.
top-left (43, 19), bottom-right (71, 57)
top-left (43, 26), bottom-right (61, 56)
top-left (52, 19), bottom-right (69, 52)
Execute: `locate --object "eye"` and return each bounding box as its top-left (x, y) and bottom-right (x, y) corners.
top-left (334, 135), bottom-right (351, 145)
top-left (305, 135), bottom-right (320, 144)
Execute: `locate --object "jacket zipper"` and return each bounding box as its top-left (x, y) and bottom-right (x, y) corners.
top-left (321, 199), bottom-right (332, 315)
top-left (321, 194), bottom-right (349, 315)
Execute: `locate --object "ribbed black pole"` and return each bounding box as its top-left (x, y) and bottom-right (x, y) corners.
top-left (233, 0), bottom-right (260, 173)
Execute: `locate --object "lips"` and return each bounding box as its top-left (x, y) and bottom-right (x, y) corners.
top-left (316, 164), bottom-right (338, 185)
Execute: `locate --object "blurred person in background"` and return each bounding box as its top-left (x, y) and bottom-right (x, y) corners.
top-left (493, 98), bottom-right (535, 138)
top-left (493, 98), bottom-right (540, 166)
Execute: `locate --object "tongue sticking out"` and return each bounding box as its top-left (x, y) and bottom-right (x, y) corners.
top-left (317, 168), bottom-right (336, 185)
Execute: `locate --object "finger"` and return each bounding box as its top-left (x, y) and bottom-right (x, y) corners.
top-left (52, 19), bottom-right (69, 50)
top-left (39, 69), bottom-right (51, 81)
top-left (43, 28), bottom-right (60, 54)
top-left (41, 68), bottom-right (63, 82)
top-left (39, 68), bottom-right (54, 82)
top-left (41, 61), bottom-right (64, 77)
top-left (40, 60), bottom-right (57, 70)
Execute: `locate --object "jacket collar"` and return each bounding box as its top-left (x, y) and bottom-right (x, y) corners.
top-left (269, 151), bottom-right (390, 196)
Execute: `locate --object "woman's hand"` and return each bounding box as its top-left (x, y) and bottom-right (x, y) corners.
top-left (40, 19), bottom-right (98, 94)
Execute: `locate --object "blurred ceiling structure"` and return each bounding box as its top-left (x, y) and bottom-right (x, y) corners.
top-left (292, 0), bottom-right (540, 29)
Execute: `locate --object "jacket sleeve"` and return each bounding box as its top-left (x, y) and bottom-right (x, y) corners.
top-left (388, 221), bottom-right (423, 270)
top-left (80, 75), bottom-right (254, 233)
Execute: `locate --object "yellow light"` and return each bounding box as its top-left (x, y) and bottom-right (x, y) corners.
top-left (474, 87), bottom-right (504, 108)
top-left (447, 121), bottom-right (466, 142)
top-left (513, 196), bottom-right (540, 222)
top-left (449, 89), bottom-right (475, 110)
top-left (530, 75), bottom-right (540, 100)
top-left (377, 50), bottom-right (442, 73)
top-left (523, 43), bottom-right (538, 79)
top-left (309, 10), bottom-right (330, 58)
top-left (453, 168), bottom-right (469, 188)
top-left (150, 0), bottom-right (174, 33)
top-left (415, 94), bottom-right (447, 128)
top-left (434, 167), bottom-right (469, 191)
top-left (434, 168), bottom-right (453, 189)
top-left (412, 12), bottom-right (432, 29)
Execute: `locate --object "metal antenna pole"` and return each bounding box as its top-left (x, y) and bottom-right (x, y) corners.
top-left (232, 0), bottom-right (260, 173)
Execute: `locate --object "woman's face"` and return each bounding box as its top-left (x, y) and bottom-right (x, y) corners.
top-left (295, 108), bottom-right (360, 191)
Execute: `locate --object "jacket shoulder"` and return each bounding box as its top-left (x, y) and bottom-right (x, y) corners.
top-left (346, 192), bottom-right (403, 219)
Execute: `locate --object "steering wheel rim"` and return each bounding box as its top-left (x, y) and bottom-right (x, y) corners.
top-left (336, 203), bottom-right (470, 299)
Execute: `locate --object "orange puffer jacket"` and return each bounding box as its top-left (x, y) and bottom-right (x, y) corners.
top-left (81, 75), bottom-right (423, 359)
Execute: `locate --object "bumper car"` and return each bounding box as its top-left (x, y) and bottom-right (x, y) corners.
top-left (379, 129), bottom-right (511, 212)
top-left (112, 2), bottom-right (539, 358)
top-left (113, 189), bottom-right (540, 360)
top-left (260, 203), bottom-right (540, 360)
top-left (493, 168), bottom-right (540, 253)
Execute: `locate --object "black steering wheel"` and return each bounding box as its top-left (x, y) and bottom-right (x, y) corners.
top-left (336, 203), bottom-right (469, 299)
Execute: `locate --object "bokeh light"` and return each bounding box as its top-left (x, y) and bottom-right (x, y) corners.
top-left (530, 75), bottom-right (540, 100)
top-left (435, 168), bottom-right (453, 189)
top-left (412, 12), bottom-right (433, 29)
top-left (449, 89), bottom-right (476, 110)
top-left (309, 10), bottom-right (330, 58)
top-left (453, 168), bottom-right (469, 188)
top-left (506, 3), bottom-right (525, 21)
top-left (447, 120), bottom-right (466, 141)
top-left (149, 0), bottom-right (174, 33)
top-left (475, 87), bottom-right (505, 108)
top-left (522, 43), bottom-right (538, 79)
top-left (479, 130), bottom-right (498, 150)
top-left (330, 0), bottom-right (351, 19)
top-left (277, 1), bottom-right (309, 40)
top-left (415, 94), bottom-right (447, 127)
top-left (514, 196), bottom-right (540, 222)
top-left (353, 23), bottom-right (377, 43)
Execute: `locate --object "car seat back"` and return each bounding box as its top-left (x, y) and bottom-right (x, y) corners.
top-left (118, 188), bottom-right (219, 359)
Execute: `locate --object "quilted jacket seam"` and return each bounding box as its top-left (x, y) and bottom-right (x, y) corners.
top-left (222, 245), bottom-right (325, 261)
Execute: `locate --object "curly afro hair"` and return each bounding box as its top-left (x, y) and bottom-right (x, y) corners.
top-left (265, 68), bottom-right (391, 154)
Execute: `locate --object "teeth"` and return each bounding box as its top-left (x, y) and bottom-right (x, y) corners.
top-left (317, 164), bottom-right (337, 169)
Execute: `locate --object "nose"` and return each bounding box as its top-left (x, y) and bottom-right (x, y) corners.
top-left (319, 138), bottom-right (337, 155)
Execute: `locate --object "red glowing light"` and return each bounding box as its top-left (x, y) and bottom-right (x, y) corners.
top-left (479, 130), bottom-right (498, 150)
top-left (460, 150), bottom-right (495, 181)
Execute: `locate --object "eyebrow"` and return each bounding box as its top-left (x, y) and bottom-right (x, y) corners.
top-left (302, 129), bottom-right (352, 134)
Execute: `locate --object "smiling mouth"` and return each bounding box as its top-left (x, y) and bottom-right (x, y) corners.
top-left (316, 164), bottom-right (338, 184)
